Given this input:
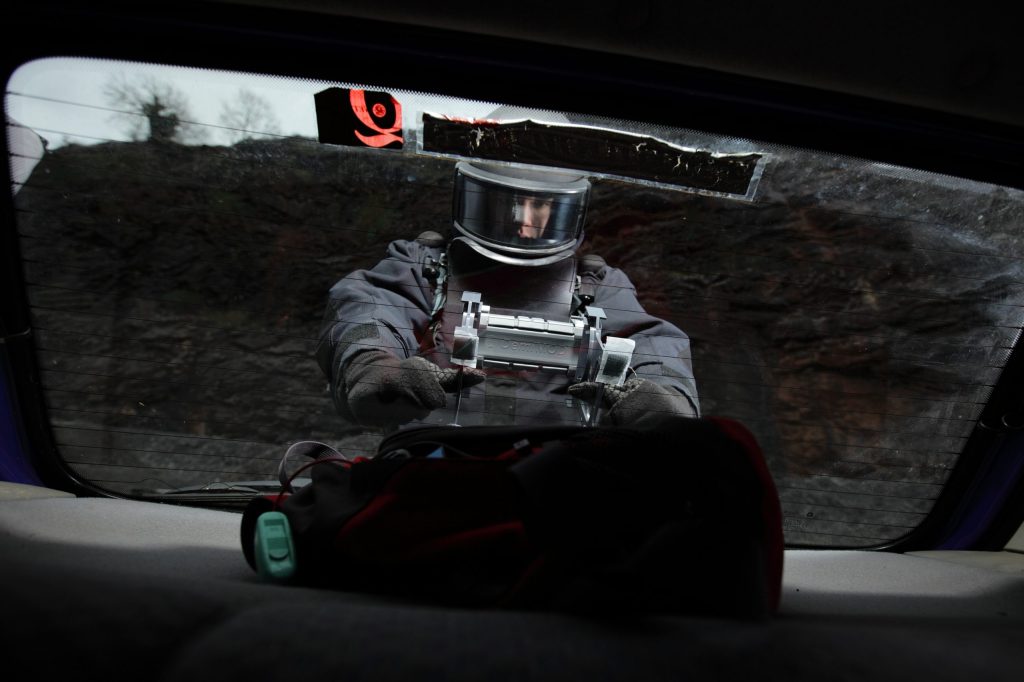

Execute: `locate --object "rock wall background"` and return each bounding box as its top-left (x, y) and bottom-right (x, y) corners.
top-left (13, 136), bottom-right (1024, 546)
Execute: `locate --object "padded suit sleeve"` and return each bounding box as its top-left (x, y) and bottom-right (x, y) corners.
top-left (589, 264), bottom-right (700, 417)
top-left (315, 239), bottom-right (436, 421)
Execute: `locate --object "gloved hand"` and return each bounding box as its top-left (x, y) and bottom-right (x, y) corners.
top-left (343, 350), bottom-right (485, 426)
top-left (569, 377), bottom-right (697, 428)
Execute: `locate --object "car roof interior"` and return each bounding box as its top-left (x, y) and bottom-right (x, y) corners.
top-left (2, 2), bottom-right (1023, 680)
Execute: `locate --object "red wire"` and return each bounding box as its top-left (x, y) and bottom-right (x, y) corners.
top-left (273, 455), bottom-right (352, 510)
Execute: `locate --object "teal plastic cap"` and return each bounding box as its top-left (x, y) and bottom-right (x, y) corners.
top-left (254, 511), bottom-right (297, 581)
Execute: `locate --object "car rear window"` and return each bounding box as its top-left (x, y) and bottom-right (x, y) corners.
top-left (7, 58), bottom-right (1023, 546)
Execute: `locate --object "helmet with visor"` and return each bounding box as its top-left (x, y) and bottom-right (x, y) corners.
top-left (452, 161), bottom-right (590, 266)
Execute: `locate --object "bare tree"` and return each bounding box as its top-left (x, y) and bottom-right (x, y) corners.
top-left (218, 89), bottom-right (281, 145)
top-left (103, 74), bottom-right (207, 144)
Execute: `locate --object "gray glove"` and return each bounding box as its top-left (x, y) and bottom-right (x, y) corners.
top-left (343, 350), bottom-right (485, 427)
top-left (569, 377), bottom-right (697, 428)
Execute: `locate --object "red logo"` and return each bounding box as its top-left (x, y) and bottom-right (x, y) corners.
top-left (349, 90), bottom-right (403, 148)
top-left (314, 87), bottom-right (404, 150)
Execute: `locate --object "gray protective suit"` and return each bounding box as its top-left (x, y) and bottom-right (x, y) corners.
top-left (316, 237), bottom-right (699, 428)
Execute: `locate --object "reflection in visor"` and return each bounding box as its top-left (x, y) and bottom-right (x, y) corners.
top-left (510, 195), bottom-right (554, 239)
top-left (454, 173), bottom-right (588, 253)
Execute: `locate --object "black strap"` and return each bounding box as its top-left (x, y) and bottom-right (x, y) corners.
top-left (377, 423), bottom-right (590, 458)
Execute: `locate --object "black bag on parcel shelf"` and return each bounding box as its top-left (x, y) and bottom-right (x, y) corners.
top-left (241, 416), bottom-right (783, 618)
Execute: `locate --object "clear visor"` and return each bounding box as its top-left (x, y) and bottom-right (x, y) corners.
top-left (453, 172), bottom-right (588, 252)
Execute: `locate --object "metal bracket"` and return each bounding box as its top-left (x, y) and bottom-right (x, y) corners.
top-left (450, 294), bottom-right (634, 385)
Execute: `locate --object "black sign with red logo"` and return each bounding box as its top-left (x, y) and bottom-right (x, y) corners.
top-left (315, 88), bottom-right (403, 150)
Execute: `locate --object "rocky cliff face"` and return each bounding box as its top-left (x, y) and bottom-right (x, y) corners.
top-left (14, 137), bottom-right (1024, 546)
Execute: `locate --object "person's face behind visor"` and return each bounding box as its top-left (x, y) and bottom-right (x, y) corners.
top-left (513, 195), bottom-right (554, 239)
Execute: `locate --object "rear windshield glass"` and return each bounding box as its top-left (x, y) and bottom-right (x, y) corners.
top-left (7, 58), bottom-right (1023, 546)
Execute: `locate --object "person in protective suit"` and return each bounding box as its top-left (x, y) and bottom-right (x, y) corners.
top-left (315, 155), bottom-right (699, 431)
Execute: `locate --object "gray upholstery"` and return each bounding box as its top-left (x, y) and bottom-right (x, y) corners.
top-left (2, 494), bottom-right (1022, 681)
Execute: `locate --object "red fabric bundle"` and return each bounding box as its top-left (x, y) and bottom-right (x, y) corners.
top-left (242, 417), bottom-right (782, 617)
